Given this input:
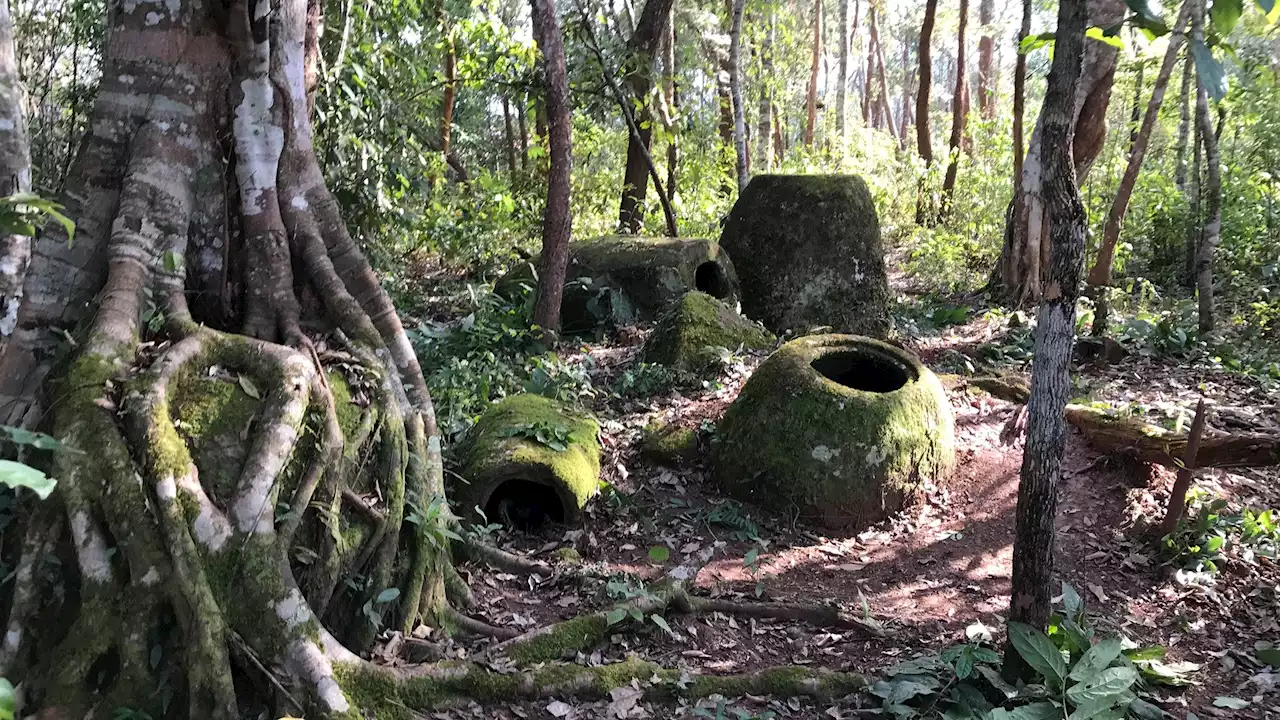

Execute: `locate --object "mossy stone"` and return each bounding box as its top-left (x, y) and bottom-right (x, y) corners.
top-left (453, 394), bottom-right (601, 527)
top-left (639, 420), bottom-right (700, 466)
top-left (719, 175), bottom-right (890, 336)
top-left (712, 334), bottom-right (954, 530)
top-left (642, 291), bottom-right (774, 373)
top-left (496, 236), bottom-right (740, 334)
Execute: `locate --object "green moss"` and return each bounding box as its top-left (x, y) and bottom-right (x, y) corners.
top-left (165, 369), bottom-right (261, 499)
top-left (642, 292), bottom-right (774, 373)
top-left (719, 174), bottom-right (889, 336)
top-left (639, 420), bottom-right (700, 466)
top-left (328, 370), bottom-right (363, 445)
top-left (712, 334), bottom-right (955, 529)
top-left (506, 613), bottom-right (610, 665)
top-left (453, 394), bottom-right (601, 524)
top-left (553, 546), bottom-right (583, 563)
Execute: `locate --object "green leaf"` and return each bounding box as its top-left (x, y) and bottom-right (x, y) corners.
top-left (0, 460), bottom-right (56, 499)
top-left (1210, 0), bottom-right (1244, 36)
top-left (648, 613), bottom-right (673, 635)
top-left (1069, 637), bottom-right (1124, 682)
top-left (1066, 666), bottom-right (1138, 707)
top-left (375, 587), bottom-right (401, 604)
top-left (1086, 26), bottom-right (1125, 49)
top-left (1212, 697), bottom-right (1249, 709)
top-left (1020, 32), bottom-right (1056, 54)
top-left (1256, 647), bottom-right (1280, 666)
top-left (162, 250), bottom-right (184, 273)
top-left (977, 665), bottom-right (1019, 699)
top-left (605, 607), bottom-right (628, 626)
top-left (1191, 39), bottom-right (1228, 100)
top-left (989, 702), bottom-right (1061, 720)
top-left (1009, 622), bottom-right (1068, 689)
top-left (1128, 698), bottom-right (1167, 720)
top-left (0, 677), bottom-right (13, 720)
top-left (1061, 583), bottom-right (1084, 620)
top-left (647, 545), bottom-right (670, 563)
top-left (238, 374), bottom-right (262, 399)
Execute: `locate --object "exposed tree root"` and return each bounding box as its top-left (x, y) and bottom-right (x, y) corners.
top-left (445, 607), bottom-right (522, 640)
top-left (460, 537), bottom-right (553, 575)
top-left (683, 597), bottom-right (887, 637)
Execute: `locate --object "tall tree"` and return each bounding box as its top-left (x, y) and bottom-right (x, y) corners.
top-left (0, 0), bottom-right (460, 712)
top-left (996, 0), bottom-right (1127, 304)
top-left (757, 11), bottom-right (776, 173)
top-left (941, 0), bottom-right (971, 212)
top-left (916, 0), bottom-right (939, 223)
top-left (438, 0), bottom-right (458, 161)
top-left (1191, 1), bottom-right (1219, 334)
top-left (871, 6), bottom-right (898, 145)
top-left (618, 0), bottom-right (677, 233)
top-left (805, 0), bottom-right (824, 146)
top-left (836, 0), bottom-right (852, 143)
top-left (1010, 0), bottom-right (1032, 227)
top-left (1087, 2), bottom-right (1191, 334)
top-left (1007, 0), bottom-right (1089, 670)
top-left (662, 7), bottom-right (679, 194)
top-left (729, 0), bottom-right (749, 191)
top-left (531, 0), bottom-right (573, 333)
top-left (0, 0), bottom-right (30, 358)
top-left (977, 0), bottom-right (996, 119)
top-left (502, 96), bottom-right (518, 180)
top-left (1173, 49), bottom-right (1194, 191)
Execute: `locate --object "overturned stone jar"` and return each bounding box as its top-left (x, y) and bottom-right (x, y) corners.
top-left (719, 174), bottom-right (889, 337)
top-left (453, 394), bottom-right (601, 530)
top-left (496, 236), bottom-right (739, 334)
top-left (642, 291), bottom-right (774, 373)
top-left (712, 335), bottom-right (954, 530)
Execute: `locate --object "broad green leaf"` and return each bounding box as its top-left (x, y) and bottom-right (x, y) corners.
top-left (0, 677), bottom-right (13, 720)
top-left (1128, 698), bottom-right (1167, 720)
top-left (1062, 583), bottom-right (1085, 620)
top-left (978, 664), bottom-right (1019, 698)
top-left (1069, 637), bottom-right (1124, 682)
top-left (1135, 659), bottom-right (1199, 686)
top-left (1124, 645), bottom-right (1167, 662)
top-left (1086, 26), bottom-right (1125, 49)
top-left (375, 587), bottom-right (400, 604)
top-left (954, 649), bottom-right (974, 679)
top-left (989, 702), bottom-right (1060, 720)
top-left (1256, 647), bottom-right (1280, 666)
top-left (1067, 666), bottom-right (1139, 707)
top-left (1212, 697), bottom-right (1249, 709)
top-left (647, 545), bottom-right (669, 563)
top-left (1020, 32), bottom-right (1056, 54)
top-left (648, 613), bottom-right (673, 635)
top-left (604, 607), bottom-right (628, 626)
top-left (1209, 0), bottom-right (1244, 36)
top-left (1009, 622), bottom-right (1068, 689)
top-left (1191, 39), bottom-right (1228, 100)
top-left (0, 460), bottom-right (56, 499)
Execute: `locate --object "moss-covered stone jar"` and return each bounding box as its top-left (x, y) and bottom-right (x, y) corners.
top-left (711, 335), bottom-right (954, 529)
top-left (453, 394), bottom-right (601, 529)
top-left (641, 291), bottom-right (774, 373)
top-left (718, 174), bottom-right (889, 337)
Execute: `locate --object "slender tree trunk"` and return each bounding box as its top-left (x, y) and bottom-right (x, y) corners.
top-left (1087, 1), bottom-right (1190, 334)
top-left (901, 33), bottom-right (914, 142)
top-left (502, 96), bottom-right (518, 180)
top-left (1128, 55), bottom-right (1145, 154)
top-left (871, 8), bottom-right (898, 146)
top-left (1174, 48), bottom-right (1193, 192)
top-left (772, 107), bottom-right (785, 165)
top-left (1191, 1), bottom-right (1219, 335)
top-left (1007, 0), bottom-right (1089, 675)
top-left (439, 0), bottom-right (458, 160)
top-left (663, 8), bottom-right (679, 196)
top-left (977, 0), bottom-right (996, 119)
top-left (531, 0), bottom-right (573, 333)
top-left (916, 0), bottom-right (939, 223)
top-left (618, 0), bottom-right (676, 233)
top-left (836, 0), bottom-right (851, 143)
top-left (0, 0), bottom-right (30, 358)
top-left (941, 0), bottom-right (970, 213)
top-left (518, 96), bottom-right (530, 170)
top-left (729, 0), bottom-right (749, 191)
top-left (1183, 114), bottom-right (1203, 288)
top-left (757, 12), bottom-right (775, 173)
top-left (862, 17), bottom-right (875, 125)
top-left (804, 0), bottom-right (823, 147)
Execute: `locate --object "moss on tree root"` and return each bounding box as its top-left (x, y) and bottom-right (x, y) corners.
top-left (713, 334), bottom-right (955, 529)
top-left (335, 658), bottom-right (866, 718)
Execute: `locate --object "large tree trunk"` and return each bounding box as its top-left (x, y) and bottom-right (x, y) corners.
top-left (940, 0), bottom-right (970, 213)
top-left (756, 12), bottom-right (775, 173)
top-left (0, 0), bottom-right (466, 714)
top-left (531, 0), bottom-right (573, 333)
top-left (977, 0), bottom-right (996, 119)
top-left (617, 0), bottom-right (676, 233)
top-left (804, 0), bottom-right (823, 147)
top-left (915, 0), bottom-right (938, 223)
top-left (1006, 0), bottom-right (1089, 674)
top-left (0, 0), bottom-right (30, 359)
top-left (1191, 2), bottom-right (1219, 335)
top-left (835, 0), bottom-right (851, 143)
top-left (729, 0), bottom-right (749, 191)
top-left (995, 0), bottom-right (1126, 305)
top-left (1087, 2), bottom-right (1190, 334)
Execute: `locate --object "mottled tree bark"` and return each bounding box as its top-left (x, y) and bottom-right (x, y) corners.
top-left (941, 0), bottom-right (970, 213)
top-left (756, 12), bottom-right (775, 173)
top-left (871, 7), bottom-right (897, 146)
top-left (977, 0), bottom-right (996, 119)
top-left (729, 0), bottom-right (749, 191)
top-left (804, 0), bottom-right (823, 147)
top-left (916, 0), bottom-right (938, 223)
top-left (503, 96), bottom-right (518, 180)
top-left (1191, 0), bottom-right (1218, 335)
top-left (531, 0), bottom-right (573, 333)
top-left (836, 0), bottom-right (851, 142)
top-left (618, 0), bottom-right (676, 233)
top-left (0, 0), bottom-right (30, 359)
top-left (1174, 49), bottom-right (1193, 192)
top-left (1088, 2), bottom-right (1190, 334)
top-left (1007, 0), bottom-right (1088, 674)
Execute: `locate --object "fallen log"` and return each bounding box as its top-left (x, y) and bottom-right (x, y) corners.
top-left (1064, 404), bottom-right (1280, 470)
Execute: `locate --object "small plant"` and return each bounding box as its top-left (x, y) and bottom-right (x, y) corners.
top-left (466, 506), bottom-right (504, 542)
top-left (704, 500), bottom-right (762, 543)
top-left (499, 420), bottom-right (573, 451)
top-left (1160, 490), bottom-right (1279, 578)
top-left (362, 587), bottom-right (401, 628)
top-left (403, 494), bottom-right (464, 550)
top-left (603, 575), bottom-right (674, 636)
top-left (612, 361), bottom-right (682, 399)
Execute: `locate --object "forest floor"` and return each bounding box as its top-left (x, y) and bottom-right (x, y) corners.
top-left (387, 281), bottom-right (1280, 720)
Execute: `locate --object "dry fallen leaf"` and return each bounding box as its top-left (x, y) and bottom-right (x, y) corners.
top-left (546, 699), bottom-right (573, 717)
top-left (608, 686), bottom-right (644, 718)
